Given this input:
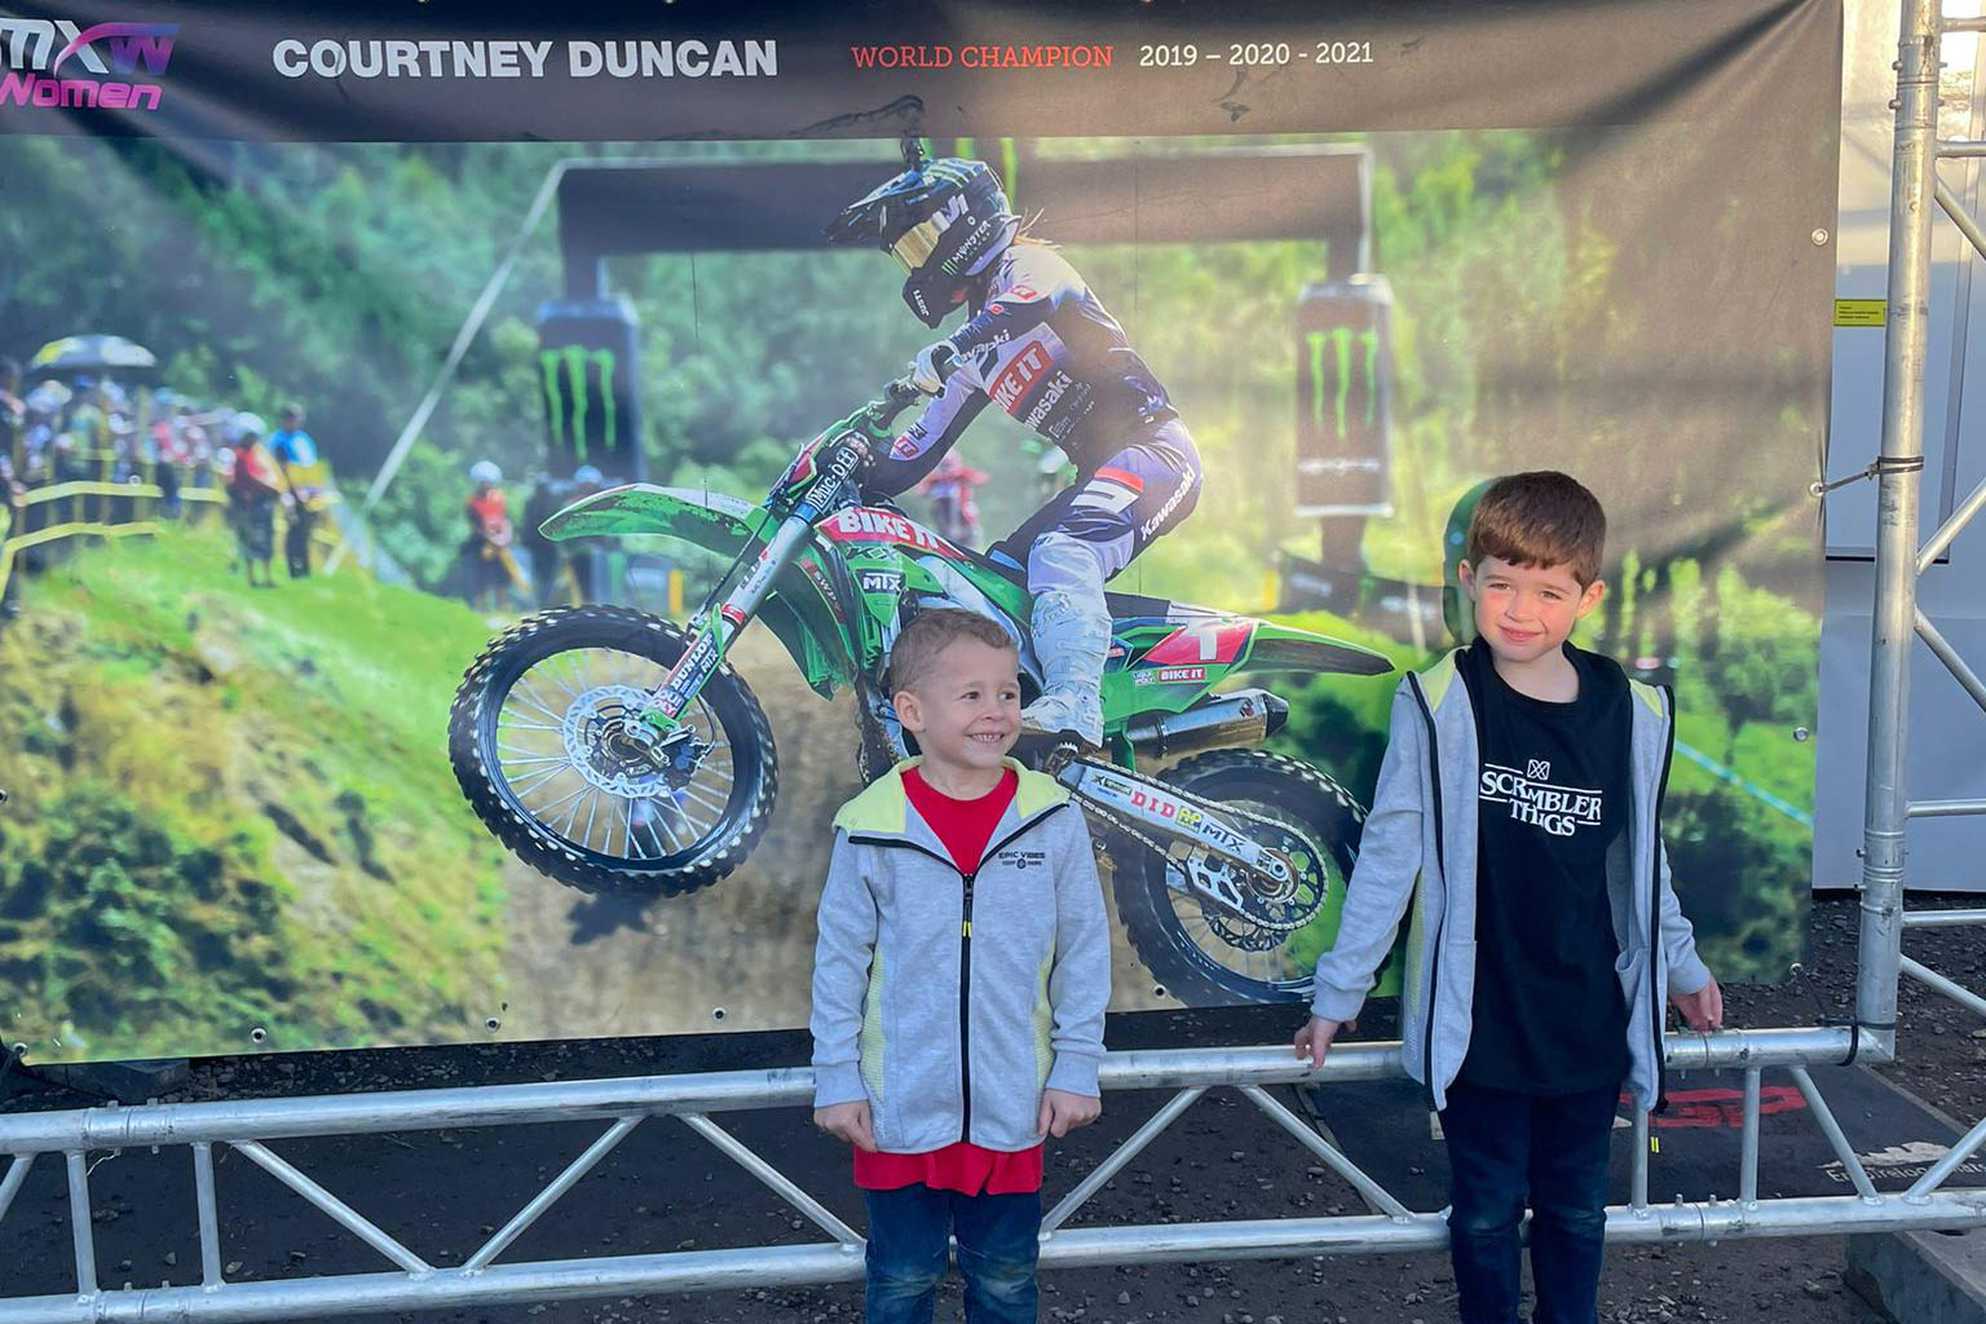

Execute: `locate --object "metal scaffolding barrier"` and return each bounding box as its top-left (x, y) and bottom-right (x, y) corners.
top-left (6, 1), bottom-right (1986, 1319)
top-left (5, 1029), bottom-right (1974, 1324)
top-left (1882, 0), bottom-right (1986, 1067)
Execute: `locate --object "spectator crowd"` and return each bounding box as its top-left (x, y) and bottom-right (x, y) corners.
top-left (0, 354), bottom-right (333, 618)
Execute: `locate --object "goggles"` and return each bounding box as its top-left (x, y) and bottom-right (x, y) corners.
top-left (889, 216), bottom-right (947, 273)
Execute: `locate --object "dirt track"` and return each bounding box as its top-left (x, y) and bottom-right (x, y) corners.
top-left (495, 631), bottom-right (1168, 1044)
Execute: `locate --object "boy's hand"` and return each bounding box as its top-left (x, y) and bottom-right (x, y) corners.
top-left (1670, 975), bottom-right (1725, 1032)
top-left (813, 1101), bottom-right (878, 1152)
top-left (1293, 1015), bottom-right (1354, 1069)
top-left (1038, 1089), bottom-right (1101, 1138)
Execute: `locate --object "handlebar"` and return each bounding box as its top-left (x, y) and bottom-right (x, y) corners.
top-left (866, 376), bottom-right (925, 430)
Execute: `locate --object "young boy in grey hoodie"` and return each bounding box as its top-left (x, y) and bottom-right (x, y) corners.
top-left (1294, 472), bottom-right (1725, 1324)
top-left (811, 608), bottom-right (1111, 1323)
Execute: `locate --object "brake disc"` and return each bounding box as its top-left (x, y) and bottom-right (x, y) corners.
top-left (562, 683), bottom-right (708, 798)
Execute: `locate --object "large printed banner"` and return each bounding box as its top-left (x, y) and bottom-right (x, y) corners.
top-left (0, 1), bottom-right (1839, 1062)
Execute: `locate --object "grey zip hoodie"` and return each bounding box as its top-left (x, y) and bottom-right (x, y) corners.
top-left (810, 757), bottom-right (1111, 1153)
top-left (1311, 649), bottom-right (1712, 1112)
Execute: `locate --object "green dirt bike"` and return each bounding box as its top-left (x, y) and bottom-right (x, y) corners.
top-left (448, 378), bottom-right (1393, 1005)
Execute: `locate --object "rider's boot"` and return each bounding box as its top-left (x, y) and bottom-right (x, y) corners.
top-left (1022, 585), bottom-right (1110, 750)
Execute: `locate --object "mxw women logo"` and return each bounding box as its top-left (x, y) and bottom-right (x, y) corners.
top-left (0, 19), bottom-right (178, 111)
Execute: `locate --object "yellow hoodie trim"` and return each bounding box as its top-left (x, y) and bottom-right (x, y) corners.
top-left (832, 755), bottom-right (1071, 835)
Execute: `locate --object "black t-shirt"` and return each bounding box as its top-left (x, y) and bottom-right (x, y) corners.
top-left (1456, 638), bottom-right (1631, 1094)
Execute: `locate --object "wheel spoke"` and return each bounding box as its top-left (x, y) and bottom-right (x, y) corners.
top-left (500, 753), bottom-right (569, 769)
top-left (677, 782), bottom-right (730, 818)
top-left (497, 718), bottom-right (562, 734)
top-left (653, 801), bottom-right (686, 851)
top-left (507, 763), bottom-right (569, 797)
top-left (555, 789), bottom-right (588, 838)
top-left (531, 783), bottom-right (590, 821)
top-left (510, 680), bottom-right (567, 725)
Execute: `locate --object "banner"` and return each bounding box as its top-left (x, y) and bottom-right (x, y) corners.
top-left (0, 0), bottom-right (1839, 1062)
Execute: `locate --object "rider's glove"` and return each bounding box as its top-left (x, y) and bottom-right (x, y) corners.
top-left (907, 341), bottom-right (958, 396)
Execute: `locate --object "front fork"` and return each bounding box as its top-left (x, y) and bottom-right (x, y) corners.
top-left (1056, 758), bottom-right (1298, 921)
top-left (640, 511), bottom-right (818, 736)
top-left (636, 392), bottom-right (910, 738)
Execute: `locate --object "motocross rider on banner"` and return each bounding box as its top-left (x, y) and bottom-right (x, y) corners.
top-left (827, 153), bottom-right (1202, 748)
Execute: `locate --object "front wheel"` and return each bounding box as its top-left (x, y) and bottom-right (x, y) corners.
top-left (1112, 749), bottom-right (1363, 1006)
top-left (448, 606), bottom-right (777, 897)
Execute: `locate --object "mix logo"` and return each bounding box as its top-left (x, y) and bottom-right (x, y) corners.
top-left (0, 19), bottom-right (178, 111)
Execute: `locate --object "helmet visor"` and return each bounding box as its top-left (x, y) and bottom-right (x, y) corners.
top-left (889, 216), bottom-right (946, 273)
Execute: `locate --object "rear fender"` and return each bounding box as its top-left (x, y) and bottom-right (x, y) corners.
top-left (1102, 614), bottom-right (1392, 728)
top-left (1240, 620), bottom-right (1395, 678)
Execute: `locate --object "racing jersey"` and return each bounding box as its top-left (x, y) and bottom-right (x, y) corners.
top-left (870, 244), bottom-right (1176, 495)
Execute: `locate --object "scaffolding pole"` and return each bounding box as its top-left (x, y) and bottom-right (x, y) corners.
top-left (1857, 0), bottom-right (1943, 1055)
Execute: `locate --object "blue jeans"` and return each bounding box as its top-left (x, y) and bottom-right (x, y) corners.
top-left (1441, 1080), bottom-right (1620, 1324)
top-left (864, 1185), bottom-right (1040, 1324)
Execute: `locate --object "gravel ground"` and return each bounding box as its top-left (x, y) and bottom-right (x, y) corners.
top-left (7, 891), bottom-right (1985, 1323)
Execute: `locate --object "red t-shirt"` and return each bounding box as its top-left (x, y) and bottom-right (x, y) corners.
top-left (853, 765), bottom-right (1045, 1195)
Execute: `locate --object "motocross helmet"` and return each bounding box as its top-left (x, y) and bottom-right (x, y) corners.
top-left (469, 460), bottom-right (503, 486)
top-left (826, 155), bottom-right (1019, 328)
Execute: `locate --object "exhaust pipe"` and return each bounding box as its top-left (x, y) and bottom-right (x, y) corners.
top-left (1125, 688), bottom-right (1288, 760)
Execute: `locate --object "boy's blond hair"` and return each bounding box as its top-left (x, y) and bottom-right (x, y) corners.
top-left (888, 608), bottom-right (1017, 697)
top-left (1465, 470), bottom-right (1608, 587)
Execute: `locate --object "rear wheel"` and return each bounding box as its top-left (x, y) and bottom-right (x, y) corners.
top-left (449, 606), bottom-right (777, 896)
top-left (1112, 749), bottom-right (1363, 1006)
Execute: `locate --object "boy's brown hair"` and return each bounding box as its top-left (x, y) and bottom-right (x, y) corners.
top-left (1465, 470), bottom-right (1608, 587)
top-left (888, 608), bottom-right (1018, 697)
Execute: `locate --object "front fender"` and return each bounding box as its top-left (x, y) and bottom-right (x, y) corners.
top-left (541, 483), bottom-right (765, 549)
top-left (543, 483), bottom-right (858, 698)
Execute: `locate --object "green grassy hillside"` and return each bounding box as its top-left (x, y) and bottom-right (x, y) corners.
top-left (0, 525), bottom-right (511, 1060)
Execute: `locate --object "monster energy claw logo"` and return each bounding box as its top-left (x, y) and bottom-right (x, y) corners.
top-left (540, 346), bottom-right (619, 461)
top-left (1306, 327), bottom-right (1379, 440)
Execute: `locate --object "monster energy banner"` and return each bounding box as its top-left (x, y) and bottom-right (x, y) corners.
top-left (1296, 277), bottom-right (1394, 519)
top-left (537, 297), bottom-right (644, 480)
top-left (0, 0), bottom-right (1838, 1063)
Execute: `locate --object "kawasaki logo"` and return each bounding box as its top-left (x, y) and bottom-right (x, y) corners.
top-left (1138, 469), bottom-right (1198, 539)
top-left (1305, 327), bottom-right (1380, 440)
top-left (540, 346), bottom-right (619, 460)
